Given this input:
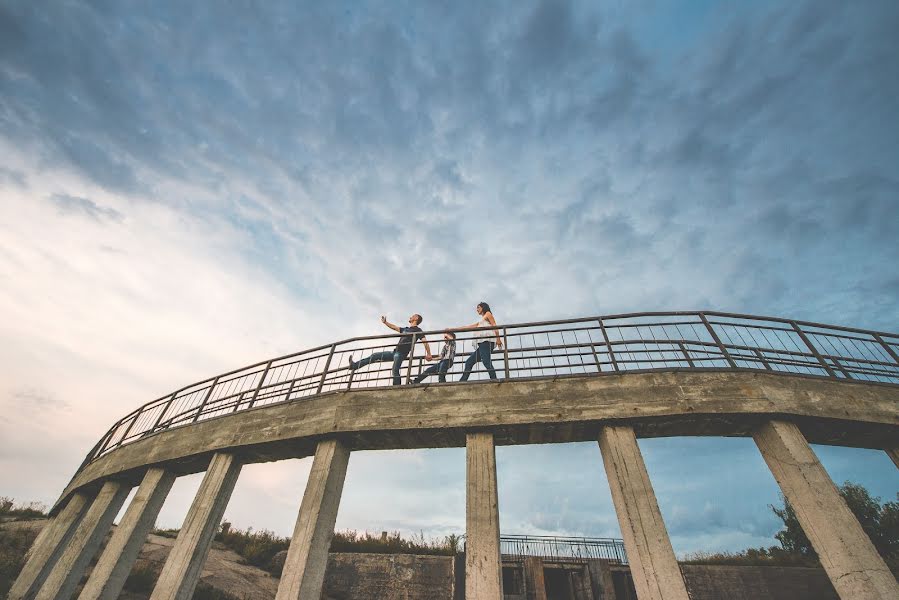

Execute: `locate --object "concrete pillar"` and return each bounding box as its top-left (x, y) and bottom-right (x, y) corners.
top-left (754, 420), bottom-right (899, 599)
top-left (35, 480), bottom-right (131, 600)
top-left (8, 492), bottom-right (92, 600)
top-left (275, 439), bottom-right (350, 600)
top-left (465, 432), bottom-right (503, 600)
top-left (585, 559), bottom-right (616, 600)
top-left (597, 426), bottom-right (689, 600)
top-left (150, 453), bottom-right (241, 600)
top-left (79, 468), bottom-right (176, 600)
top-left (885, 447), bottom-right (899, 470)
top-left (523, 556), bottom-right (547, 600)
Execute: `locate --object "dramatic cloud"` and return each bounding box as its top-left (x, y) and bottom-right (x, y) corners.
top-left (1, 0), bottom-right (897, 554)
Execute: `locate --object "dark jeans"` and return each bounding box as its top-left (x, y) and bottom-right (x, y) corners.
top-left (460, 341), bottom-right (497, 381)
top-left (413, 359), bottom-right (452, 384)
top-left (352, 350), bottom-right (408, 386)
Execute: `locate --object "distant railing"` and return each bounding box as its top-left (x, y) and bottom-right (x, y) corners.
top-left (499, 534), bottom-right (628, 564)
top-left (86, 311), bottom-right (899, 464)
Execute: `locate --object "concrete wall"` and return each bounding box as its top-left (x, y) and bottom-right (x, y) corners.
top-left (680, 565), bottom-right (838, 600)
top-left (322, 553), bottom-right (455, 600)
top-left (318, 555), bottom-right (887, 600)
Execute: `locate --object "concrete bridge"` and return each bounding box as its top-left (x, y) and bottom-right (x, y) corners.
top-left (9, 311), bottom-right (899, 600)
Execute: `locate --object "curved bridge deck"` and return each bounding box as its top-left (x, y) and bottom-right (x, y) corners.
top-left (11, 311), bottom-right (899, 600)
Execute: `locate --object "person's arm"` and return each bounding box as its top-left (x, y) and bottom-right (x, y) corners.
top-left (380, 315), bottom-right (401, 332)
top-left (421, 335), bottom-right (432, 359)
top-left (485, 312), bottom-right (502, 348)
top-left (456, 321), bottom-right (481, 330)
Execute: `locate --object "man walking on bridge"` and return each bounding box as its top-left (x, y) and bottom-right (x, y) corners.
top-left (348, 314), bottom-right (433, 385)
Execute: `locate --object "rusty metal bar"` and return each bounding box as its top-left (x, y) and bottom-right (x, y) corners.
top-left (873, 333), bottom-right (899, 366)
top-left (678, 342), bottom-right (695, 367)
top-left (502, 328), bottom-right (511, 379)
top-left (247, 360), bottom-right (273, 408)
top-left (316, 345), bottom-right (337, 394)
top-left (791, 321), bottom-right (836, 377)
top-left (192, 377), bottom-right (220, 423)
top-left (753, 348), bottom-right (772, 370)
top-left (405, 334), bottom-right (418, 385)
top-left (699, 312), bottom-right (737, 368)
top-left (598, 318), bottom-right (619, 372)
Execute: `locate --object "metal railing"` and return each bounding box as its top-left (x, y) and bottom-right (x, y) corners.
top-left (87, 311), bottom-right (899, 464)
top-left (499, 534), bottom-right (628, 564)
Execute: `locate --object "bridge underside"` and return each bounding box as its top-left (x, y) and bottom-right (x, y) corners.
top-left (61, 369), bottom-right (899, 500)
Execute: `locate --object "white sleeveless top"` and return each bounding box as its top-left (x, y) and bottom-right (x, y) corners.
top-left (475, 316), bottom-right (495, 340)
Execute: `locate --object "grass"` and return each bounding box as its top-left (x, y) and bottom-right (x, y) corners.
top-left (0, 524), bottom-right (40, 597)
top-left (0, 497), bottom-right (48, 521)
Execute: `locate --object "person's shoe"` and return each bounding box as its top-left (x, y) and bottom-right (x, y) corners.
top-left (347, 355), bottom-right (355, 371)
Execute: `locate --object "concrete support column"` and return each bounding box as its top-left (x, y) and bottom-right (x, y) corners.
top-left (8, 492), bottom-right (92, 600)
top-left (465, 432), bottom-right (503, 600)
top-left (598, 426), bottom-right (689, 600)
top-left (885, 447), bottom-right (899, 470)
top-left (150, 453), bottom-right (242, 600)
top-left (35, 480), bottom-right (131, 600)
top-left (275, 439), bottom-right (350, 600)
top-left (79, 468), bottom-right (176, 600)
top-left (523, 556), bottom-right (547, 600)
top-left (585, 559), bottom-right (616, 600)
top-left (754, 420), bottom-right (899, 599)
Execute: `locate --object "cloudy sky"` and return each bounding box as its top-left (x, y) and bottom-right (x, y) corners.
top-left (1, 0), bottom-right (897, 556)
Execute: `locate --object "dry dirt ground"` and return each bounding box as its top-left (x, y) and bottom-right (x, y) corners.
top-left (0, 519), bottom-right (278, 600)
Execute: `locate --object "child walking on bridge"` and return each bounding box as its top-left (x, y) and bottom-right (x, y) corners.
top-left (413, 330), bottom-right (457, 384)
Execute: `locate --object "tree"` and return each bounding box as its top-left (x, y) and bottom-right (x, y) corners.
top-left (771, 481), bottom-right (899, 560)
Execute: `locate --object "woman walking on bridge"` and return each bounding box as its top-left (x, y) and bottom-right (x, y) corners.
top-left (458, 302), bottom-right (503, 381)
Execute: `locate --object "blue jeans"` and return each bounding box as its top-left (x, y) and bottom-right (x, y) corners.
top-left (460, 341), bottom-right (497, 381)
top-left (352, 351), bottom-right (408, 386)
top-left (413, 359), bottom-right (452, 384)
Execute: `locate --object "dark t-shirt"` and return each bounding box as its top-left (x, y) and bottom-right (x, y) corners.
top-left (395, 326), bottom-right (423, 355)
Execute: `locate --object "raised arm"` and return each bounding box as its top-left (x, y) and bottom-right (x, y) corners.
top-left (420, 335), bottom-right (432, 359)
top-left (380, 315), bottom-right (401, 332)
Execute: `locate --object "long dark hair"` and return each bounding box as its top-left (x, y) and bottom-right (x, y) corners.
top-left (477, 301), bottom-right (492, 315)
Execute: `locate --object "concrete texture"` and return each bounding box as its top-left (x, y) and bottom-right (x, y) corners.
top-left (680, 564), bottom-right (838, 600)
top-left (322, 553), bottom-right (455, 600)
top-left (55, 371), bottom-right (899, 509)
top-left (598, 426), bottom-right (689, 600)
top-left (276, 439), bottom-right (350, 600)
top-left (586, 559), bottom-right (616, 600)
top-left (79, 467), bottom-right (176, 600)
top-left (36, 480), bottom-right (131, 600)
top-left (150, 453), bottom-right (241, 600)
top-left (753, 420), bottom-right (899, 600)
top-left (466, 432), bottom-right (503, 599)
top-left (886, 447), bottom-right (899, 469)
top-left (8, 492), bottom-right (92, 600)
top-left (523, 556), bottom-right (547, 600)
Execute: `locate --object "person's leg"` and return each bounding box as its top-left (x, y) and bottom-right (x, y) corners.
top-left (479, 342), bottom-right (498, 380)
top-left (459, 348), bottom-right (480, 381)
top-left (414, 362), bottom-right (441, 384)
top-left (391, 352), bottom-right (407, 385)
top-left (351, 350), bottom-right (393, 370)
top-left (437, 359), bottom-right (451, 383)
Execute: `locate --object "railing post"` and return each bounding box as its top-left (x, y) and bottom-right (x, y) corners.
top-left (790, 321), bottom-right (836, 377)
top-left (699, 312), bottom-right (737, 368)
top-left (247, 360), bottom-right (273, 409)
top-left (192, 377), bottom-right (220, 423)
top-left (752, 348), bottom-right (772, 370)
top-left (117, 413), bottom-right (141, 446)
top-left (502, 328), bottom-right (511, 378)
top-left (150, 393), bottom-right (177, 434)
top-left (677, 342), bottom-right (695, 368)
top-left (873, 333), bottom-right (899, 365)
top-left (589, 343), bottom-right (603, 372)
top-left (598, 319), bottom-right (619, 372)
top-left (316, 345), bottom-right (337, 394)
top-left (405, 334), bottom-right (418, 385)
